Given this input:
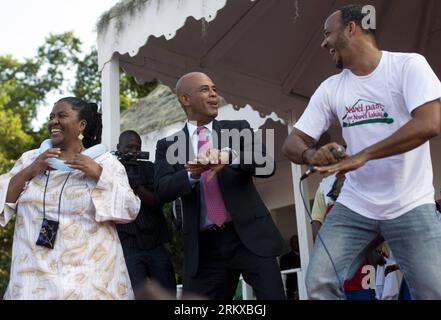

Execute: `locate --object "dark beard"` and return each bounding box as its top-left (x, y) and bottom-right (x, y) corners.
top-left (336, 57), bottom-right (343, 69)
top-left (334, 32), bottom-right (347, 70)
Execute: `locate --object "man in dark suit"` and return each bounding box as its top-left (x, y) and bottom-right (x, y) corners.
top-left (154, 72), bottom-right (288, 300)
top-left (116, 130), bottom-right (176, 299)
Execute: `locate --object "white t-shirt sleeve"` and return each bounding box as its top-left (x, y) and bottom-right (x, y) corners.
top-left (402, 54), bottom-right (441, 113)
top-left (294, 80), bottom-right (336, 141)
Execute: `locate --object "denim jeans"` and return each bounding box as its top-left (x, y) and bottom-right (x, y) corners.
top-left (306, 202), bottom-right (441, 299)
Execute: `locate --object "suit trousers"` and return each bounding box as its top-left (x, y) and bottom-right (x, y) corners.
top-left (183, 223), bottom-right (286, 300)
top-left (122, 244), bottom-right (176, 293)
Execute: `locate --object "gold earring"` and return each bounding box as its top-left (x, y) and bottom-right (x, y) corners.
top-left (78, 133), bottom-right (84, 141)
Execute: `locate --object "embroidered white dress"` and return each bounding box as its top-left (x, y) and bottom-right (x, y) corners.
top-left (0, 149), bottom-right (140, 300)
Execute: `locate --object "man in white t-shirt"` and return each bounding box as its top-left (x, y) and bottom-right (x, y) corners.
top-left (282, 4), bottom-right (441, 299)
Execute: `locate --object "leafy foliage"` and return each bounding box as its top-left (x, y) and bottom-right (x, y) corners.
top-left (0, 33), bottom-right (81, 131)
top-left (162, 203), bottom-right (183, 284)
top-left (73, 47), bottom-right (158, 112)
top-left (0, 92), bottom-right (33, 171)
top-left (0, 31), bottom-right (162, 296)
top-left (0, 216), bottom-right (14, 294)
top-left (97, 0), bottom-right (149, 34)
top-left (0, 32), bottom-right (83, 295)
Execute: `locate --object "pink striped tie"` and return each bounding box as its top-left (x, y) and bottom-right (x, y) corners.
top-left (197, 126), bottom-right (228, 226)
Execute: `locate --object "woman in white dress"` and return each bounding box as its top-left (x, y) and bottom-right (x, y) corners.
top-left (0, 97), bottom-right (140, 299)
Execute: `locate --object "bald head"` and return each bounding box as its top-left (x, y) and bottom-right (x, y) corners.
top-left (175, 72), bottom-right (219, 124)
top-left (175, 72), bottom-right (212, 98)
top-left (325, 10), bottom-right (341, 28)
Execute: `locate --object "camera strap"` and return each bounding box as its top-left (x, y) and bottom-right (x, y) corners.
top-left (42, 170), bottom-right (72, 223)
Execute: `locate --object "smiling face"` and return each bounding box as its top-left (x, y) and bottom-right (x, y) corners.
top-left (48, 101), bottom-right (86, 148)
top-left (177, 73), bottom-right (220, 125)
top-left (321, 11), bottom-right (349, 69)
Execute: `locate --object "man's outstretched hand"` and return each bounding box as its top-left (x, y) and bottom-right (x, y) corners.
top-left (315, 151), bottom-right (368, 177)
top-left (185, 148), bottom-right (230, 181)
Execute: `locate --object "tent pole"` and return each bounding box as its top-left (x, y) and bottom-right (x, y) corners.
top-left (101, 57), bottom-right (120, 150)
top-left (287, 117), bottom-right (313, 300)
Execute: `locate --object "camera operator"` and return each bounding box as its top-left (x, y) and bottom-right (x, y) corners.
top-left (115, 130), bottom-right (176, 299)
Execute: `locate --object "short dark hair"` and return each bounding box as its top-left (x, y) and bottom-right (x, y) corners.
top-left (56, 97), bottom-right (102, 148)
top-left (119, 130), bottom-right (141, 144)
top-left (339, 4), bottom-right (375, 36)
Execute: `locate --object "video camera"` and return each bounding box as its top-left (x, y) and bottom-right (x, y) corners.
top-left (112, 150), bottom-right (151, 191)
top-left (112, 150), bottom-right (150, 163)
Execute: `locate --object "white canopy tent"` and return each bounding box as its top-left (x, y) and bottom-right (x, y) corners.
top-left (97, 0), bottom-right (441, 299)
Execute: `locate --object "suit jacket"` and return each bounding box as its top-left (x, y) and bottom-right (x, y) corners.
top-left (154, 119), bottom-right (288, 276)
top-left (117, 161), bottom-right (169, 250)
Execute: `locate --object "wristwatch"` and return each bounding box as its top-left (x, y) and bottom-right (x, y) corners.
top-left (220, 147), bottom-right (237, 163)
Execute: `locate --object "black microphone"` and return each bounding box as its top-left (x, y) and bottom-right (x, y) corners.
top-left (300, 166), bottom-right (317, 181)
top-left (300, 147), bottom-right (346, 181)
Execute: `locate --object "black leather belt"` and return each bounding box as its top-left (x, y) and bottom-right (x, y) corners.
top-left (201, 221), bottom-right (233, 233)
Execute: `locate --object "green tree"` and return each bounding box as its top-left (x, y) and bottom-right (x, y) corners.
top-left (0, 93), bottom-right (34, 171)
top-left (0, 32), bottom-right (162, 296)
top-left (73, 48), bottom-right (158, 111)
top-left (0, 95), bottom-right (25, 292)
top-left (0, 216), bottom-right (14, 293)
top-left (0, 32), bottom-right (82, 295)
top-left (0, 33), bottom-right (81, 131)
top-left (162, 203), bottom-right (183, 284)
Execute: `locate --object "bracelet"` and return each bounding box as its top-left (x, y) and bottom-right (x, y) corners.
top-left (301, 146), bottom-right (314, 163)
top-left (190, 173), bottom-right (201, 180)
top-left (221, 147), bottom-right (237, 163)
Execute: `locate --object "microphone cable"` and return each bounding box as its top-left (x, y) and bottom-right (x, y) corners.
top-left (298, 148), bottom-right (346, 297)
top-left (300, 147), bottom-right (345, 181)
top-left (299, 179), bottom-right (344, 295)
